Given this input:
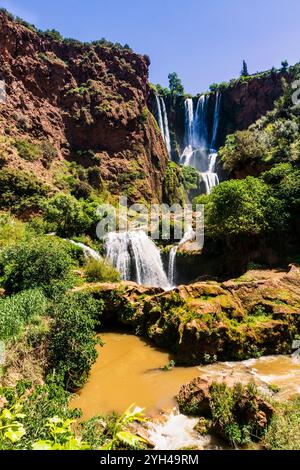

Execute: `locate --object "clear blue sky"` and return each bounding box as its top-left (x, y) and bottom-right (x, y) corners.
top-left (1, 0), bottom-right (300, 94)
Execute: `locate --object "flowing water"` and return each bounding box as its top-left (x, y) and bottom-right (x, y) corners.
top-left (105, 230), bottom-right (170, 289)
top-left (155, 95), bottom-right (171, 156)
top-left (71, 332), bottom-right (300, 420)
top-left (168, 225), bottom-right (196, 286)
top-left (180, 95), bottom-right (220, 194)
top-left (68, 240), bottom-right (102, 261)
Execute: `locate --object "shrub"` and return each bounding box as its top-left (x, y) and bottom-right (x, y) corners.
top-left (14, 139), bottom-right (42, 162)
top-left (0, 168), bottom-right (49, 213)
top-left (84, 259), bottom-right (120, 283)
top-left (203, 177), bottom-right (287, 241)
top-left (0, 289), bottom-right (48, 341)
top-left (0, 237), bottom-right (74, 296)
top-left (48, 293), bottom-right (103, 390)
top-left (42, 194), bottom-right (97, 237)
top-left (0, 213), bottom-right (27, 249)
top-left (264, 397), bottom-right (300, 450)
top-left (219, 130), bottom-right (268, 173)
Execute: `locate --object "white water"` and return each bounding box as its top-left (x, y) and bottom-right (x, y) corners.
top-left (180, 94), bottom-right (220, 194)
top-left (168, 225), bottom-right (196, 286)
top-left (105, 230), bottom-right (170, 289)
top-left (155, 95), bottom-right (171, 156)
top-left (68, 240), bottom-right (102, 261)
top-left (148, 411), bottom-right (210, 450)
top-left (211, 92), bottom-right (221, 151)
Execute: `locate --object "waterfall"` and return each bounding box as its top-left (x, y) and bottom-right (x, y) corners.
top-left (168, 225), bottom-right (196, 286)
top-left (160, 97), bottom-right (171, 155)
top-left (68, 240), bottom-right (102, 261)
top-left (105, 230), bottom-right (170, 289)
top-left (155, 95), bottom-right (171, 156)
top-left (180, 94), bottom-right (221, 195)
top-left (210, 92), bottom-right (221, 151)
top-left (168, 247), bottom-right (178, 287)
top-left (193, 94), bottom-right (209, 149)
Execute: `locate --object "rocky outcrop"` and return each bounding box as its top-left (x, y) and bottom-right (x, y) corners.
top-left (177, 377), bottom-right (274, 445)
top-left (78, 265), bottom-right (300, 364)
top-left (0, 12), bottom-right (168, 203)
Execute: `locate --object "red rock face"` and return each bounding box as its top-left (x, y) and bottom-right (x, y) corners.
top-left (0, 12), bottom-right (168, 203)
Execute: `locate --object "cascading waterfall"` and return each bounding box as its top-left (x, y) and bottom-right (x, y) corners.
top-left (106, 230), bottom-right (170, 289)
top-left (180, 93), bottom-right (221, 194)
top-left (193, 94), bottom-right (209, 149)
top-left (168, 225), bottom-right (196, 286)
top-left (210, 92), bottom-right (221, 151)
top-left (155, 95), bottom-right (171, 156)
top-left (68, 240), bottom-right (102, 261)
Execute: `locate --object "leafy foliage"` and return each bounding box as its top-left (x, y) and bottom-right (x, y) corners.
top-left (0, 237), bottom-right (74, 297)
top-left (42, 193), bottom-right (98, 237)
top-left (197, 177), bottom-right (286, 241)
top-left (100, 404), bottom-right (147, 450)
top-left (84, 259), bottom-right (121, 283)
top-left (48, 293), bottom-right (103, 391)
top-left (0, 289), bottom-right (48, 341)
top-left (168, 72), bottom-right (184, 96)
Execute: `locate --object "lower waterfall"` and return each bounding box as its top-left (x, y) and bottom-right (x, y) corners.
top-left (105, 230), bottom-right (170, 289)
top-left (168, 226), bottom-right (196, 286)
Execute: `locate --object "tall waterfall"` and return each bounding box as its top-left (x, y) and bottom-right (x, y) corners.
top-left (168, 225), bottom-right (196, 286)
top-left (155, 95), bottom-right (171, 156)
top-left (193, 94), bottom-right (209, 149)
top-left (211, 92), bottom-right (221, 151)
top-left (180, 94), bottom-right (221, 194)
top-left (106, 230), bottom-right (170, 289)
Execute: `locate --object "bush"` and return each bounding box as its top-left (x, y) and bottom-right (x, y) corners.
top-left (84, 259), bottom-right (120, 283)
top-left (203, 177), bottom-right (287, 241)
top-left (0, 168), bottom-right (49, 213)
top-left (0, 289), bottom-right (48, 340)
top-left (264, 397), bottom-right (300, 450)
top-left (219, 130), bottom-right (268, 174)
top-left (0, 237), bottom-right (74, 297)
top-left (0, 213), bottom-right (27, 249)
top-left (14, 139), bottom-right (42, 162)
top-left (48, 293), bottom-right (103, 390)
top-left (42, 194), bottom-right (97, 237)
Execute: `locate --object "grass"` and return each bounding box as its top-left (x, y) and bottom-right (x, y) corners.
top-left (263, 397), bottom-right (300, 450)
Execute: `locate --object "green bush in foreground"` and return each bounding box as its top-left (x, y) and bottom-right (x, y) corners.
top-left (48, 293), bottom-right (103, 391)
top-left (0, 237), bottom-right (74, 297)
top-left (84, 259), bottom-right (121, 283)
top-left (0, 289), bottom-right (48, 341)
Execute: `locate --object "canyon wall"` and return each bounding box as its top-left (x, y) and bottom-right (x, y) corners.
top-left (0, 12), bottom-right (168, 203)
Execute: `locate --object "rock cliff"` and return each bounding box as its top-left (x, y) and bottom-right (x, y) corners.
top-left (0, 11), bottom-right (168, 204)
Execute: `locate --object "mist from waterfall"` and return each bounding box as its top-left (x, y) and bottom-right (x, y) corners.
top-left (180, 94), bottom-right (221, 194)
top-left (155, 95), bottom-right (171, 156)
top-left (106, 230), bottom-right (170, 289)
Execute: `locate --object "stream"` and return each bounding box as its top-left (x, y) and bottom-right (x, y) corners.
top-left (70, 332), bottom-right (300, 449)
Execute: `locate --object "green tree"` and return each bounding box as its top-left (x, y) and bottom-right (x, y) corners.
top-left (168, 72), bottom-right (184, 96)
top-left (241, 60), bottom-right (249, 77)
top-left (281, 60), bottom-right (289, 72)
top-left (202, 177), bottom-right (286, 241)
top-left (0, 237), bottom-right (74, 296)
top-left (48, 293), bottom-right (103, 391)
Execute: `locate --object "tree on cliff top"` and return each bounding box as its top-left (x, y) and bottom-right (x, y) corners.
top-left (241, 60), bottom-right (249, 77)
top-left (168, 72), bottom-right (184, 96)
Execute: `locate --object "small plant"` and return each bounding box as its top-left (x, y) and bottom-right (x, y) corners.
top-left (0, 401), bottom-right (26, 448)
top-left (32, 417), bottom-right (89, 450)
top-left (100, 405), bottom-right (147, 450)
top-left (161, 360), bottom-right (176, 371)
top-left (84, 259), bottom-right (121, 283)
top-left (14, 139), bottom-right (42, 161)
